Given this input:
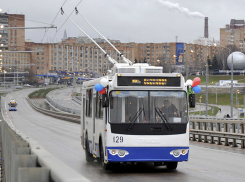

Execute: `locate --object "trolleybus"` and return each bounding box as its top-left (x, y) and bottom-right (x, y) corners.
top-left (8, 100), bottom-right (17, 111)
top-left (81, 63), bottom-right (194, 170)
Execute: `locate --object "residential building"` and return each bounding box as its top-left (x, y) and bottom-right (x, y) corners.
top-left (220, 19), bottom-right (245, 50)
top-left (0, 13), bottom-right (28, 74)
top-left (25, 36), bottom-right (220, 75)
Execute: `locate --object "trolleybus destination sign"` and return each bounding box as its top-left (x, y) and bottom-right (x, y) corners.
top-left (117, 76), bottom-right (181, 87)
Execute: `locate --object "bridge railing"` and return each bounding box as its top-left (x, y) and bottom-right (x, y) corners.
top-left (189, 118), bottom-right (245, 148)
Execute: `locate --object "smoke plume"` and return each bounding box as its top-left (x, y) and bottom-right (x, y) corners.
top-left (157, 0), bottom-right (205, 18)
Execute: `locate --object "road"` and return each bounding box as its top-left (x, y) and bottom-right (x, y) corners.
top-left (2, 88), bottom-right (245, 182)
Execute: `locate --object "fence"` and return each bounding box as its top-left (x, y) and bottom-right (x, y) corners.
top-left (189, 117), bottom-right (245, 148)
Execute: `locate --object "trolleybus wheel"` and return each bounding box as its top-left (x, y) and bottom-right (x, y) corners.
top-left (166, 162), bottom-right (178, 170)
top-left (100, 142), bottom-right (111, 170)
top-left (85, 136), bottom-right (94, 162)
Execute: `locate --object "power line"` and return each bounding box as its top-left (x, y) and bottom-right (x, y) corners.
top-left (7, 14), bottom-right (52, 26)
top-left (51, 0), bottom-right (83, 43)
top-left (41, 0), bottom-right (68, 43)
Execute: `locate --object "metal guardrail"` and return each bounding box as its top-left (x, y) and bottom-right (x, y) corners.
top-left (46, 89), bottom-right (81, 115)
top-left (0, 111), bottom-right (89, 182)
top-left (190, 116), bottom-right (245, 121)
top-left (189, 118), bottom-right (245, 148)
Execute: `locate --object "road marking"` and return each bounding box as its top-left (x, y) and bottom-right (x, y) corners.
top-left (191, 144), bottom-right (245, 156)
top-left (187, 167), bottom-right (205, 173)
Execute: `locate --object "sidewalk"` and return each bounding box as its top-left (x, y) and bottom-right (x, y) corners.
top-left (190, 103), bottom-right (241, 118)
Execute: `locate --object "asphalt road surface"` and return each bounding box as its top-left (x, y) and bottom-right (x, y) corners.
top-left (48, 86), bottom-right (80, 110)
top-left (2, 89), bottom-right (245, 182)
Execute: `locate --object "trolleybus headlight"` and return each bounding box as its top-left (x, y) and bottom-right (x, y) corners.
top-left (173, 150), bottom-right (181, 157)
top-left (118, 150), bottom-right (125, 157)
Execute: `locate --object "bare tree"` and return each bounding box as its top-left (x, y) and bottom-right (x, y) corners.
top-left (24, 68), bottom-right (37, 84)
top-left (156, 55), bottom-right (174, 73)
top-left (215, 45), bottom-right (240, 70)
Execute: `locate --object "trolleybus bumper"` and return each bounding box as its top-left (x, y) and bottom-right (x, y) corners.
top-left (107, 147), bottom-right (189, 162)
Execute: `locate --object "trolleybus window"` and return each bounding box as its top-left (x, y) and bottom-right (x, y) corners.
top-left (109, 91), bottom-right (187, 124)
top-left (96, 92), bottom-right (103, 119)
top-left (86, 89), bottom-right (93, 117)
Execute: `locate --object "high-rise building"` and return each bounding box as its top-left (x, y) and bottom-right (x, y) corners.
top-left (0, 13), bottom-right (30, 75)
top-left (0, 13), bottom-right (25, 51)
top-left (220, 19), bottom-right (245, 50)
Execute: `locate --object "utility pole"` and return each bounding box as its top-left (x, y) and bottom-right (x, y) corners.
top-left (231, 54), bottom-right (234, 118)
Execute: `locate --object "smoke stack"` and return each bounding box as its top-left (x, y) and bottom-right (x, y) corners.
top-left (204, 17), bottom-right (208, 38)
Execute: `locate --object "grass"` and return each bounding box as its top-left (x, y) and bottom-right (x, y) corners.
top-left (187, 75), bottom-right (245, 85)
top-left (195, 93), bottom-right (244, 107)
top-left (190, 106), bottom-right (219, 116)
top-left (29, 88), bottom-right (58, 98)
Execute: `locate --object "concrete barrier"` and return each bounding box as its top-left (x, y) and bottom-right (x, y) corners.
top-left (0, 113), bottom-right (90, 182)
top-left (26, 97), bottom-right (80, 124)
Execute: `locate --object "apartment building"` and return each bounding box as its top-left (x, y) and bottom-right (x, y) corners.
top-left (0, 13), bottom-right (29, 73)
top-left (25, 39), bottom-right (137, 75)
top-left (24, 36), bottom-right (220, 75)
top-left (0, 13), bottom-right (25, 51)
top-left (220, 19), bottom-right (245, 50)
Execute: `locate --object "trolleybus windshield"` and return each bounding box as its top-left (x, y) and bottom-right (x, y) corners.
top-left (109, 91), bottom-right (188, 124)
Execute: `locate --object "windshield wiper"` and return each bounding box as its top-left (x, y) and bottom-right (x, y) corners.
top-left (127, 108), bottom-right (143, 131)
top-left (155, 107), bottom-right (173, 131)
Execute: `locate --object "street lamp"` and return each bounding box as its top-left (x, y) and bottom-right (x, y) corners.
top-left (214, 44), bottom-right (233, 117)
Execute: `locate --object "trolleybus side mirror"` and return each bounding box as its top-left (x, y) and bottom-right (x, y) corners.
top-left (102, 94), bottom-right (109, 107)
top-left (189, 94), bottom-right (195, 108)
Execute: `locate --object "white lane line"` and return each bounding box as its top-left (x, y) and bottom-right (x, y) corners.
top-left (191, 144), bottom-right (245, 156)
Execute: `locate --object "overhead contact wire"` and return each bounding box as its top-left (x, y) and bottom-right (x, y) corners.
top-left (51, 0), bottom-right (83, 43)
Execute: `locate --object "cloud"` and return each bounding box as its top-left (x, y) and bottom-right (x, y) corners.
top-left (157, 0), bottom-right (205, 18)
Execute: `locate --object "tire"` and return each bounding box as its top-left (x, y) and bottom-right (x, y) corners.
top-left (85, 135), bottom-right (94, 162)
top-left (100, 142), bottom-right (111, 170)
top-left (166, 162), bottom-right (178, 170)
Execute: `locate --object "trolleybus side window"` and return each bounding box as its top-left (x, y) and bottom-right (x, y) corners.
top-left (86, 89), bottom-right (92, 117)
top-left (96, 92), bottom-right (103, 119)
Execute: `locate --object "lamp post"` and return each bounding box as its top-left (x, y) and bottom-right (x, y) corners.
top-left (4, 70), bottom-right (6, 91)
top-left (205, 54), bottom-right (209, 117)
top-left (214, 44), bottom-right (233, 117)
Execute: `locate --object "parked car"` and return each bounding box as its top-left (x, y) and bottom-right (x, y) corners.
top-left (24, 84), bottom-right (31, 87)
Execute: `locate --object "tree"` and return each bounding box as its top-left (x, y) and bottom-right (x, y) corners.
top-left (210, 55), bottom-right (219, 72)
top-left (215, 44), bottom-right (240, 70)
top-left (24, 68), bottom-right (36, 84)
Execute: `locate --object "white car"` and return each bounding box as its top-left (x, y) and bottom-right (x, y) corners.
top-left (24, 84), bottom-right (31, 87)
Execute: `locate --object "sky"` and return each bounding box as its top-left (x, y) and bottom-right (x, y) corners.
top-left (1, 0), bottom-right (245, 44)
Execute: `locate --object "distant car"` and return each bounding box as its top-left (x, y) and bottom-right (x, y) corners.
top-left (24, 84), bottom-right (31, 87)
top-left (12, 86), bottom-right (23, 89)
